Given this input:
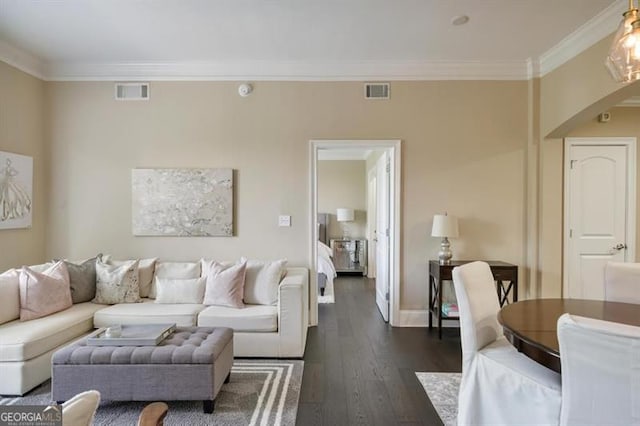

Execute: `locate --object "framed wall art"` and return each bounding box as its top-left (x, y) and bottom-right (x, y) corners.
top-left (0, 151), bottom-right (33, 230)
top-left (132, 168), bottom-right (234, 237)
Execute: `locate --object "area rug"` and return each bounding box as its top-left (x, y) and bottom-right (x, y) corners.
top-left (415, 372), bottom-right (460, 426)
top-left (1, 360), bottom-right (303, 426)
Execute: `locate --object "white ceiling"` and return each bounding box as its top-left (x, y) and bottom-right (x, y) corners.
top-left (0, 0), bottom-right (625, 80)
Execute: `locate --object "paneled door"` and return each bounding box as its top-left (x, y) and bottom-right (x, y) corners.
top-left (564, 138), bottom-right (636, 300)
top-left (375, 152), bottom-right (390, 321)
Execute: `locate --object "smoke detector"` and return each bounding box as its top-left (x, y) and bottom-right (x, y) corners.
top-left (238, 83), bottom-right (253, 97)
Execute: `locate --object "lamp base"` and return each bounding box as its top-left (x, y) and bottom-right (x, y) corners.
top-left (438, 237), bottom-right (453, 265)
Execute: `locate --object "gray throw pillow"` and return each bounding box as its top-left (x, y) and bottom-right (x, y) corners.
top-left (63, 257), bottom-right (99, 304)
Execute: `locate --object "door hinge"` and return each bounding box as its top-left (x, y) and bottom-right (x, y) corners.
top-left (386, 228), bottom-right (390, 237)
top-left (569, 229), bottom-right (573, 238)
top-left (385, 292), bottom-right (390, 301)
top-left (570, 160), bottom-right (577, 169)
top-left (386, 162), bottom-right (390, 173)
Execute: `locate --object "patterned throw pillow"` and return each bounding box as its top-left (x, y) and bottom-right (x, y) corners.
top-left (93, 258), bottom-right (141, 304)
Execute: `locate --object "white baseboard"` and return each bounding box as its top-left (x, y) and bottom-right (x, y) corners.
top-left (397, 309), bottom-right (460, 328)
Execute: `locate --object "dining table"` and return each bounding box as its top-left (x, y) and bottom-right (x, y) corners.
top-left (497, 298), bottom-right (640, 373)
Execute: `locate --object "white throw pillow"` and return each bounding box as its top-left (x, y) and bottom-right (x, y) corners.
top-left (93, 258), bottom-right (141, 304)
top-left (0, 269), bottom-right (20, 325)
top-left (154, 277), bottom-right (205, 304)
top-left (62, 390), bottom-right (101, 426)
top-left (103, 255), bottom-right (157, 298)
top-left (151, 261), bottom-right (201, 298)
top-left (241, 258), bottom-right (287, 305)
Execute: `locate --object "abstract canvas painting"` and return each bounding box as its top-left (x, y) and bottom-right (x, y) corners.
top-left (0, 151), bottom-right (33, 230)
top-left (132, 168), bottom-right (233, 236)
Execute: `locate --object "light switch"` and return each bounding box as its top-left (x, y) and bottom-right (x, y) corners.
top-left (278, 215), bottom-right (291, 227)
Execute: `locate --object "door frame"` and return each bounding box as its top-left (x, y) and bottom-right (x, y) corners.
top-left (309, 139), bottom-right (401, 326)
top-left (563, 137), bottom-right (637, 298)
top-left (367, 166), bottom-right (377, 279)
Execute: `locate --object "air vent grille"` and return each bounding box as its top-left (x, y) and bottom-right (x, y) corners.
top-left (115, 83), bottom-right (149, 101)
top-left (364, 83), bottom-right (390, 99)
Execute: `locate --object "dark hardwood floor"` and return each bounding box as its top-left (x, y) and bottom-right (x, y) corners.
top-left (296, 276), bottom-right (462, 426)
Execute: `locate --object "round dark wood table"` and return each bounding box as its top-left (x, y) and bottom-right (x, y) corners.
top-left (497, 298), bottom-right (640, 373)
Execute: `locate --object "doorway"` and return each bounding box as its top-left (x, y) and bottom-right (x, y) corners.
top-left (563, 137), bottom-right (636, 299)
top-left (309, 140), bottom-right (401, 326)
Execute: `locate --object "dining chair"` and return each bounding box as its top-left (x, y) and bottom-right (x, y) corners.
top-left (604, 261), bottom-right (640, 304)
top-left (452, 261), bottom-right (561, 426)
top-left (61, 390), bottom-right (100, 426)
top-left (557, 313), bottom-right (640, 426)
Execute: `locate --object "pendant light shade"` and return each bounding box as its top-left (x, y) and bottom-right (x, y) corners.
top-left (606, 0), bottom-right (640, 83)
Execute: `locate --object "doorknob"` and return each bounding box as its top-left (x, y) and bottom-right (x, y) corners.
top-left (613, 243), bottom-right (627, 251)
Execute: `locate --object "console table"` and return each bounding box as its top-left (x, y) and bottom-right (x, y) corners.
top-left (428, 260), bottom-right (518, 339)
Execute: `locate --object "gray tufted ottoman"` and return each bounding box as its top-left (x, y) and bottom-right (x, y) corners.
top-left (51, 327), bottom-right (233, 413)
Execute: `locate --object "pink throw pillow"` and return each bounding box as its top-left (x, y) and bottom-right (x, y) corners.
top-left (203, 261), bottom-right (246, 308)
top-left (19, 261), bottom-right (72, 321)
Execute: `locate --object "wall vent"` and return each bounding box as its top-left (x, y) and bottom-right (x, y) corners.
top-left (115, 83), bottom-right (149, 101)
top-left (364, 83), bottom-right (390, 99)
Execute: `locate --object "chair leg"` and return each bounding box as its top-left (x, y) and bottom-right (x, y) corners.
top-left (224, 372), bottom-right (231, 384)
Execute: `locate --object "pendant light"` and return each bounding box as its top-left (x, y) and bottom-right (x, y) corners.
top-left (606, 0), bottom-right (640, 83)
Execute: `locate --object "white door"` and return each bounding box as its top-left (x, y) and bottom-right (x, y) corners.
top-left (376, 152), bottom-right (390, 321)
top-left (367, 169), bottom-right (377, 279)
top-left (565, 139), bottom-right (636, 300)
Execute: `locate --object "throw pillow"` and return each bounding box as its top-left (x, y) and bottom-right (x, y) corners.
top-left (103, 255), bottom-right (157, 298)
top-left (241, 258), bottom-right (288, 305)
top-left (93, 258), bottom-right (141, 304)
top-left (0, 269), bottom-right (20, 324)
top-left (154, 277), bottom-right (206, 304)
top-left (203, 261), bottom-right (247, 308)
top-left (19, 261), bottom-right (73, 321)
top-left (151, 261), bottom-right (201, 299)
top-left (61, 256), bottom-right (99, 304)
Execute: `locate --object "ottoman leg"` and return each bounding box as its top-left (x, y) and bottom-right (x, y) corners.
top-left (224, 372), bottom-right (231, 384)
top-left (203, 399), bottom-right (215, 414)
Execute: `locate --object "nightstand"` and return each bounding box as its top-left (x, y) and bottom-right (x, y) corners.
top-left (330, 238), bottom-right (367, 275)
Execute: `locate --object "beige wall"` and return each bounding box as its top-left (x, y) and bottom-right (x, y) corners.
top-left (317, 160), bottom-right (367, 239)
top-left (45, 80), bottom-right (529, 310)
top-left (0, 62), bottom-right (46, 271)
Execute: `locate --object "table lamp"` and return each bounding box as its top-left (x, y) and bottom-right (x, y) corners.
top-left (431, 213), bottom-right (459, 265)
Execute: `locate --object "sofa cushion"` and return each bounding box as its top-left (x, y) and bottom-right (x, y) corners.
top-left (93, 258), bottom-right (141, 304)
top-left (93, 299), bottom-right (206, 327)
top-left (103, 256), bottom-right (157, 298)
top-left (20, 262), bottom-right (73, 321)
top-left (0, 302), bottom-right (104, 362)
top-left (241, 258), bottom-right (287, 305)
top-left (197, 304), bottom-right (277, 332)
top-left (0, 269), bottom-right (20, 325)
top-left (150, 261), bottom-right (201, 298)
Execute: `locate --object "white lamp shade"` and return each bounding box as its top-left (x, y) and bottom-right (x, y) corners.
top-left (336, 208), bottom-right (355, 222)
top-left (432, 214), bottom-right (459, 238)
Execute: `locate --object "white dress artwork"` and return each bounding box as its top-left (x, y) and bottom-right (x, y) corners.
top-left (0, 159), bottom-right (31, 221)
top-left (0, 152), bottom-right (33, 229)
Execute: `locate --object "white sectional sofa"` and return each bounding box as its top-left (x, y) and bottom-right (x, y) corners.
top-left (0, 264), bottom-right (308, 396)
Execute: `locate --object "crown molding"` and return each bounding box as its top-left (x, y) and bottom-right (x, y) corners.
top-left (537, 0), bottom-right (624, 77)
top-left (0, 40), bottom-right (46, 80)
top-left (43, 60), bottom-right (530, 81)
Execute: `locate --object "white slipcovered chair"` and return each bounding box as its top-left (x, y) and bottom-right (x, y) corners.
top-left (604, 261), bottom-right (640, 304)
top-left (452, 261), bottom-right (561, 426)
top-left (557, 313), bottom-right (640, 426)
